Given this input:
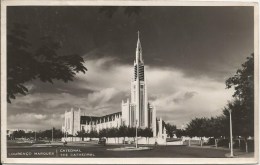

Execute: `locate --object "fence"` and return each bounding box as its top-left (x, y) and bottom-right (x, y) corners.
top-left (61, 136), bottom-right (168, 145)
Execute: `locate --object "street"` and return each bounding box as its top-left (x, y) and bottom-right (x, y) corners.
top-left (7, 143), bottom-right (229, 158)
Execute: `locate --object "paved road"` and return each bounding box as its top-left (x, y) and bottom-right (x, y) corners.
top-left (7, 143), bottom-right (229, 158)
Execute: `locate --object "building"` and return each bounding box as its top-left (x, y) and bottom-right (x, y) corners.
top-left (62, 32), bottom-right (158, 137)
top-left (62, 109), bottom-right (122, 135)
top-left (121, 31), bottom-right (157, 136)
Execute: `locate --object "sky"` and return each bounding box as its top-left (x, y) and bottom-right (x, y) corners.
top-left (7, 6), bottom-right (254, 130)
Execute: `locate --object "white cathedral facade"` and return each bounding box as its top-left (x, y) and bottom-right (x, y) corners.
top-left (62, 33), bottom-right (161, 137)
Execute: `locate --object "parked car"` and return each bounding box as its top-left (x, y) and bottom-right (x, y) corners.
top-left (98, 138), bottom-right (106, 145)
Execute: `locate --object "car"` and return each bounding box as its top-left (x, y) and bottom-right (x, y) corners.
top-left (98, 138), bottom-right (106, 145)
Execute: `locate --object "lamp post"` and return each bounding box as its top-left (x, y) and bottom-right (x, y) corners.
top-left (52, 127), bottom-right (54, 142)
top-left (135, 119), bottom-right (138, 148)
top-left (65, 127), bottom-right (68, 139)
top-left (64, 127), bottom-right (67, 141)
top-left (228, 109), bottom-right (234, 157)
top-left (63, 128), bottom-right (66, 139)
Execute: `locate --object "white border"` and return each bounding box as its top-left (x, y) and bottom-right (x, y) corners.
top-left (1, 0), bottom-right (8, 163)
top-left (0, 0), bottom-right (259, 6)
top-left (1, 0), bottom-right (259, 164)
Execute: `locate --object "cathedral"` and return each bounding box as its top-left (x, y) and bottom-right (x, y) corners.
top-left (62, 32), bottom-right (158, 137)
top-left (121, 32), bottom-right (156, 136)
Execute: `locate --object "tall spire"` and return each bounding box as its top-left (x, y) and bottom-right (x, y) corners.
top-left (136, 31), bottom-right (143, 63)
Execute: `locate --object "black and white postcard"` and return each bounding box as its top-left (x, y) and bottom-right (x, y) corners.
top-left (1, 0), bottom-right (259, 164)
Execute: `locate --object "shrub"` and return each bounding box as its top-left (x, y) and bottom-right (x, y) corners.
top-left (206, 138), bottom-right (215, 145)
top-left (217, 139), bottom-right (229, 147)
top-left (240, 140), bottom-right (254, 152)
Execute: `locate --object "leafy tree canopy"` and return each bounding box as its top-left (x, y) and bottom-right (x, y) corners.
top-left (226, 54), bottom-right (254, 101)
top-left (224, 54), bottom-right (254, 137)
top-left (164, 122), bottom-right (177, 138)
top-left (7, 23), bottom-right (87, 103)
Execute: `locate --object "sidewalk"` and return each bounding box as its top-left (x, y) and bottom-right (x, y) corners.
top-left (188, 145), bottom-right (231, 150)
top-left (187, 145), bottom-right (254, 158)
top-left (225, 152), bottom-right (254, 158)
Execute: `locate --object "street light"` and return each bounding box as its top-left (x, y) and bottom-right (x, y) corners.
top-left (63, 128), bottom-right (66, 139)
top-left (135, 119), bottom-right (138, 148)
top-left (52, 127), bottom-right (54, 142)
top-left (228, 109), bottom-right (234, 157)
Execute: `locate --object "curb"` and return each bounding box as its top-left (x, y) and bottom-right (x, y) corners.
top-left (225, 152), bottom-right (254, 158)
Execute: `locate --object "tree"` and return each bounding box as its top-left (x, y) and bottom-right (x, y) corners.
top-left (53, 128), bottom-right (63, 139)
top-left (164, 122), bottom-right (177, 138)
top-left (7, 23), bottom-right (87, 103)
top-left (226, 54), bottom-right (254, 102)
top-left (186, 118), bottom-right (209, 146)
top-left (107, 128), bottom-right (118, 143)
top-left (183, 116), bottom-right (227, 139)
top-left (118, 125), bottom-right (128, 143)
top-left (175, 129), bottom-right (187, 138)
top-left (225, 54), bottom-right (254, 152)
top-left (89, 130), bottom-right (98, 138)
top-left (127, 127), bottom-right (136, 138)
top-left (186, 118), bottom-right (207, 137)
top-left (76, 129), bottom-right (86, 141)
top-left (225, 54), bottom-right (254, 136)
top-left (40, 129), bottom-right (52, 140)
top-left (99, 129), bottom-right (108, 138)
top-left (137, 128), bottom-right (143, 137)
top-left (223, 100), bottom-right (246, 137)
top-left (12, 130), bottom-right (26, 139)
top-left (207, 116), bottom-right (228, 138)
top-left (24, 131), bottom-right (34, 139)
top-left (142, 127), bottom-right (153, 143)
top-left (223, 99), bottom-right (251, 152)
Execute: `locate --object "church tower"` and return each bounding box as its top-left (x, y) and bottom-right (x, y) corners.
top-left (121, 31), bottom-right (157, 136)
top-left (130, 31), bottom-right (148, 128)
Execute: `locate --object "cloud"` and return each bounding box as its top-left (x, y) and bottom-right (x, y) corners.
top-left (8, 113), bottom-right (62, 130)
top-left (87, 88), bottom-right (119, 105)
top-left (76, 56), bottom-right (132, 92)
top-left (9, 113), bottom-right (47, 122)
top-left (145, 66), bottom-right (233, 128)
top-left (173, 91), bottom-right (198, 103)
top-left (7, 56), bottom-right (234, 130)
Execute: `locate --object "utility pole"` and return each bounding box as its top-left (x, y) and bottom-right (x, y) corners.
top-left (34, 131), bottom-right (36, 141)
top-left (228, 109), bottom-right (234, 157)
top-left (52, 127), bottom-right (54, 142)
top-left (65, 126), bottom-right (68, 139)
top-left (136, 120), bottom-right (138, 148)
top-left (63, 128), bottom-right (65, 139)
top-left (65, 129), bottom-right (67, 139)
top-left (65, 127), bottom-right (67, 139)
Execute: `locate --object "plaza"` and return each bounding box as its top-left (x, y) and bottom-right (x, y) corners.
top-left (7, 142), bottom-right (231, 158)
